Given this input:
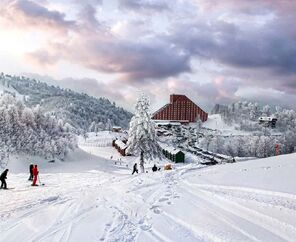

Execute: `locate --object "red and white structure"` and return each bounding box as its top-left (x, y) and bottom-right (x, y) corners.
top-left (152, 94), bottom-right (208, 123)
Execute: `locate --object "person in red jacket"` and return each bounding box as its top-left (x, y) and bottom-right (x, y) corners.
top-left (32, 165), bottom-right (39, 186)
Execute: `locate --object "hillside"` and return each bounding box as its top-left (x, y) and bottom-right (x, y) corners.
top-left (194, 102), bottom-right (296, 159)
top-left (1, 146), bottom-right (296, 241)
top-left (0, 73), bottom-right (132, 131)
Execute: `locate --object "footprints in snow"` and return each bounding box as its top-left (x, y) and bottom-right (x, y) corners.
top-left (99, 206), bottom-right (139, 241)
top-left (150, 205), bottom-right (162, 214)
top-left (159, 197), bottom-right (169, 202)
top-left (139, 218), bottom-right (152, 231)
top-left (150, 178), bottom-right (180, 215)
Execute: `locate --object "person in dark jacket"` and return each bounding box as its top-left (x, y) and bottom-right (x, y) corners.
top-left (132, 163), bottom-right (138, 175)
top-left (0, 169), bottom-right (9, 189)
top-left (152, 164), bottom-right (158, 172)
top-left (28, 164), bottom-right (34, 181)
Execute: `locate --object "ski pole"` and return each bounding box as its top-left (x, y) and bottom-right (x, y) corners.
top-left (38, 174), bottom-right (45, 186)
top-left (38, 174), bottom-right (41, 185)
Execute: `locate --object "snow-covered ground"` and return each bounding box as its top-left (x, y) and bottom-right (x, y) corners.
top-left (1, 146), bottom-right (296, 242)
top-left (203, 114), bottom-right (250, 136)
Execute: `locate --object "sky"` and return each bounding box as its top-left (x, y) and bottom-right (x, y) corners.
top-left (0, 0), bottom-right (296, 112)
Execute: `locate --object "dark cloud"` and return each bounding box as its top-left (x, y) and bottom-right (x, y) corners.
top-left (2, 0), bottom-right (296, 108)
top-left (171, 19), bottom-right (296, 72)
top-left (27, 34), bottom-right (191, 81)
top-left (0, 0), bottom-right (76, 33)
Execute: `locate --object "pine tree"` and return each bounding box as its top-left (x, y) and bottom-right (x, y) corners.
top-left (0, 94), bottom-right (77, 160)
top-left (126, 94), bottom-right (162, 173)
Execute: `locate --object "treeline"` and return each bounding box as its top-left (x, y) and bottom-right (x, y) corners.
top-left (198, 132), bottom-right (296, 158)
top-left (213, 101), bottom-right (296, 132)
top-left (0, 73), bottom-right (132, 132)
top-left (207, 101), bottom-right (296, 157)
top-left (0, 94), bottom-right (77, 161)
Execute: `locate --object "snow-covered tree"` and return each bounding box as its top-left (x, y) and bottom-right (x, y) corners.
top-left (262, 105), bottom-right (271, 117)
top-left (126, 94), bottom-right (162, 173)
top-left (106, 119), bottom-right (112, 131)
top-left (195, 115), bottom-right (203, 135)
top-left (0, 94), bottom-right (77, 160)
top-left (89, 121), bottom-right (96, 132)
top-left (0, 73), bottom-right (132, 131)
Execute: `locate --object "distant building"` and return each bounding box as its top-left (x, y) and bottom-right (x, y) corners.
top-left (258, 117), bottom-right (277, 128)
top-left (152, 94), bottom-right (208, 123)
top-left (112, 139), bottom-right (127, 156)
top-left (162, 147), bottom-right (185, 163)
top-left (112, 126), bottom-right (122, 132)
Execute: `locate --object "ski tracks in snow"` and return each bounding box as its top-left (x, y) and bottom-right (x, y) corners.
top-left (98, 171), bottom-right (182, 242)
top-left (2, 164), bottom-right (296, 242)
top-left (182, 180), bottom-right (296, 242)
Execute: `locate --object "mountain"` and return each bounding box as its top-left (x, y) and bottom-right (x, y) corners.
top-left (0, 73), bottom-right (133, 132)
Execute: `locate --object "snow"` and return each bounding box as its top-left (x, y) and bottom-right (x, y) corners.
top-left (203, 114), bottom-right (249, 136)
top-left (115, 140), bottom-right (127, 150)
top-left (1, 146), bottom-right (296, 242)
top-left (203, 114), bottom-right (231, 130)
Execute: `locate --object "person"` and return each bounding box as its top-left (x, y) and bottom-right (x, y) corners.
top-left (132, 163), bottom-right (138, 175)
top-left (28, 163), bottom-right (34, 181)
top-left (0, 169), bottom-right (9, 189)
top-left (32, 165), bottom-right (39, 186)
top-left (152, 164), bottom-right (158, 172)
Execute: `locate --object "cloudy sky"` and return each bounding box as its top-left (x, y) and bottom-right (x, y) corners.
top-left (0, 0), bottom-right (296, 112)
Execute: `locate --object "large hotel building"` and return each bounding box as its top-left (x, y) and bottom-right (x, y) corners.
top-left (152, 94), bottom-right (208, 123)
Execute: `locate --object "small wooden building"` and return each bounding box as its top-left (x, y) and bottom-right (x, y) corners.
top-left (113, 139), bottom-right (127, 156)
top-left (258, 117), bottom-right (277, 128)
top-left (112, 126), bottom-right (122, 132)
top-left (162, 147), bottom-right (185, 163)
top-left (171, 149), bottom-right (185, 163)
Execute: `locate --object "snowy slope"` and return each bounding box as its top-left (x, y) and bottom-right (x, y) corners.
top-left (203, 114), bottom-right (242, 133)
top-left (1, 148), bottom-right (296, 242)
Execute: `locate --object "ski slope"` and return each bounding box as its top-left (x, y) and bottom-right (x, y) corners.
top-left (1, 147), bottom-right (296, 242)
top-left (203, 114), bottom-right (250, 135)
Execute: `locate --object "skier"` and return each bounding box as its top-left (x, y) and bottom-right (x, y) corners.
top-left (152, 164), bottom-right (158, 172)
top-left (0, 169), bottom-right (9, 189)
top-left (32, 165), bottom-right (39, 186)
top-left (132, 163), bottom-right (138, 175)
top-left (28, 163), bottom-right (34, 181)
